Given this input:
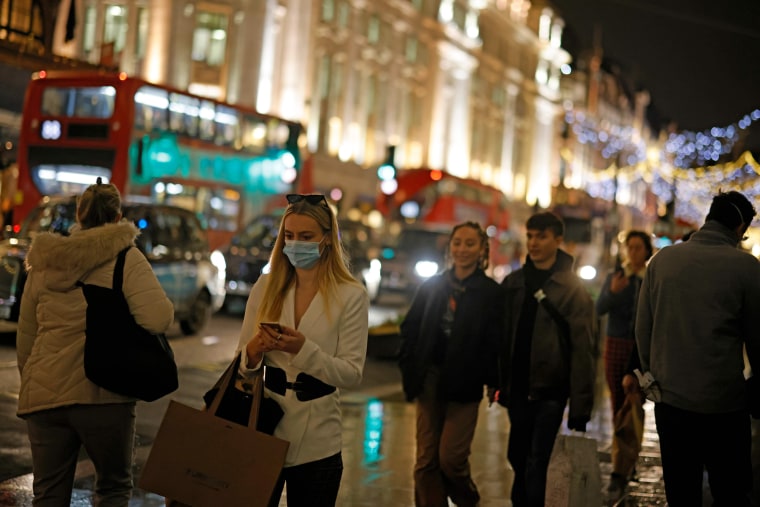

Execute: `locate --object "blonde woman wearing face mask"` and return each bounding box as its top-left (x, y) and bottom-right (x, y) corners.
top-left (235, 194), bottom-right (369, 507)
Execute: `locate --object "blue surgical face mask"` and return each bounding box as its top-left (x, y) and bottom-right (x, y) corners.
top-left (283, 237), bottom-right (325, 269)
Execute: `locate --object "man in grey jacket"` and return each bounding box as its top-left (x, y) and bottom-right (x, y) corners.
top-left (636, 190), bottom-right (760, 507)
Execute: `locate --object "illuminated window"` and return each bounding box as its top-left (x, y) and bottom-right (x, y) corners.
top-left (337, 1), bottom-right (350, 28)
top-left (405, 37), bottom-right (417, 62)
top-left (192, 12), bottom-right (228, 67)
top-left (321, 0), bottom-right (335, 21)
top-left (368, 16), bottom-right (380, 44)
top-left (83, 6), bottom-right (97, 56)
top-left (539, 9), bottom-right (552, 41)
top-left (134, 86), bottom-right (169, 132)
top-left (168, 93), bottom-right (200, 137)
top-left (103, 4), bottom-right (128, 54)
top-left (135, 7), bottom-right (149, 59)
top-left (3, 0), bottom-right (43, 46)
top-left (550, 21), bottom-right (563, 48)
top-left (41, 87), bottom-right (116, 118)
top-left (241, 116), bottom-right (266, 153)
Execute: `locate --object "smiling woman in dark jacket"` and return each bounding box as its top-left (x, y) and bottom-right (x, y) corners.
top-left (398, 221), bottom-right (504, 507)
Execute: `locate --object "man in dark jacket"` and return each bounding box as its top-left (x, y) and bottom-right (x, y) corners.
top-left (496, 212), bottom-right (596, 507)
top-left (636, 190), bottom-right (760, 506)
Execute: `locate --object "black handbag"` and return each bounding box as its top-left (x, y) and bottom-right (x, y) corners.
top-left (77, 246), bottom-right (178, 402)
top-left (203, 356), bottom-right (284, 435)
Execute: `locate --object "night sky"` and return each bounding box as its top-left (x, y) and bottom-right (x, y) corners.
top-left (551, 0), bottom-right (760, 153)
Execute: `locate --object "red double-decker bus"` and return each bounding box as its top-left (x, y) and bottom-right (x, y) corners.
top-left (375, 168), bottom-right (518, 283)
top-left (10, 70), bottom-right (305, 249)
top-left (378, 168), bottom-right (510, 232)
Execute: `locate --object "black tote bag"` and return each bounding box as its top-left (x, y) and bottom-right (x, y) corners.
top-left (78, 246), bottom-right (178, 401)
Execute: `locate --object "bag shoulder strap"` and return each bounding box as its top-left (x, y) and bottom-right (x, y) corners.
top-left (76, 246), bottom-right (132, 291)
top-left (534, 289), bottom-right (571, 356)
top-left (112, 246), bottom-right (132, 294)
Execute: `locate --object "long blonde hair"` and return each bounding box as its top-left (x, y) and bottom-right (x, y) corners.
top-left (255, 197), bottom-right (362, 324)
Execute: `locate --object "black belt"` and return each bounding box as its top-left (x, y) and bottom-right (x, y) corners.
top-left (264, 366), bottom-right (336, 402)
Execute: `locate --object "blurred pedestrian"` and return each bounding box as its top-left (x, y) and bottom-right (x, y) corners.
top-left (596, 230), bottom-right (653, 499)
top-left (398, 221), bottom-right (503, 507)
top-left (16, 178), bottom-right (174, 506)
top-left (496, 211), bottom-right (597, 507)
top-left (636, 190), bottom-right (760, 506)
top-left (236, 193), bottom-right (368, 507)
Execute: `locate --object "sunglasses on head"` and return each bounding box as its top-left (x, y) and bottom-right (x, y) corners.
top-left (286, 194), bottom-right (328, 206)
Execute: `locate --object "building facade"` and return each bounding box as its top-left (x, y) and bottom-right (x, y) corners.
top-left (37, 0), bottom-right (580, 226)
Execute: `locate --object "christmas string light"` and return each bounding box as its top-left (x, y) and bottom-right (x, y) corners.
top-left (565, 105), bottom-right (760, 225)
top-left (664, 109), bottom-right (760, 168)
top-left (564, 110), bottom-right (647, 166)
top-left (671, 151), bottom-right (760, 225)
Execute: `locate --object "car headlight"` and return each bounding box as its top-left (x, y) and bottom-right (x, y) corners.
top-left (210, 250), bottom-right (226, 280)
top-left (414, 260), bottom-right (439, 279)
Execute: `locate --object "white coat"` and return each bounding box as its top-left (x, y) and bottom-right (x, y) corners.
top-left (237, 273), bottom-right (369, 466)
top-left (16, 221), bottom-right (174, 416)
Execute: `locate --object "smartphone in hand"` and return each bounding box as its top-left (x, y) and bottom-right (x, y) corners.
top-left (260, 322), bottom-right (283, 333)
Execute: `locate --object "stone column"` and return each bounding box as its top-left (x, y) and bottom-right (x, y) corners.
top-left (526, 96), bottom-right (556, 208)
top-left (498, 81), bottom-right (519, 197)
top-left (276, 0), bottom-right (313, 121)
top-left (227, 1), bottom-right (266, 108)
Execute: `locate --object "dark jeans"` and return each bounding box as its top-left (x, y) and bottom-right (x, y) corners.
top-left (267, 452), bottom-right (343, 507)
top-left (506, 398), bottom-right (566, 507)
top-left (655, 402), bottom-right (751, 507)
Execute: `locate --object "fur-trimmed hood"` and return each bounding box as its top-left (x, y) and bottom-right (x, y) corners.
top-left (25, 220), bottom-right (139, 292)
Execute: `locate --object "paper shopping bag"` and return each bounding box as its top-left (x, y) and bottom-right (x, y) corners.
top-left (612, 391), bottom-right (644, 478)
top-left (139, 357), bottom-right (289, 507)
top-left (544, 434), bottom-right (602, 507)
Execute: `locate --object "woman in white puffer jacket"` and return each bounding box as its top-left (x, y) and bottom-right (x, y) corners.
top-left (16, 179), bottom-right (173, 506)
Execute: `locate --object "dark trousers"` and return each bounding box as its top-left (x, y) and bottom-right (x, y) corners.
top-left (267, 452), bottom-right (343, 507)
top-left (654, 402), bottom-right (751, 507)
top-left (506, 398), bottom-right (566, 507)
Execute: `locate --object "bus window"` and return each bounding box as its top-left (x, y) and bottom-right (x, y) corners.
top-left (199, 100), bottom-right (215, 141)
top-left (241, 115), bottom-right (267, 154)
top-left (41, 87), bottom-right (116, 118)
top-left (152, 181), bottom-right (240, 233)
top-left (169, 93), bottom-right (200, 137)
top-left (29, 146), bottom-right (114, 197)
top-left (41, 88), bottom-right (66, 116)
top-left (214, 105), bottom-right (239, 147)
top-left (134, 86), bottom-right (169, 132)
top-left (271, 120), bottom-right (291, 149)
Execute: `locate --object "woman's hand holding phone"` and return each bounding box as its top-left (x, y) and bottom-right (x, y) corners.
top-left (260, 322), bottom-right (283, 334)
top-left (258, 322), bottom-right (306, 355)
top-left (245, 322), bottom-right (283, 365)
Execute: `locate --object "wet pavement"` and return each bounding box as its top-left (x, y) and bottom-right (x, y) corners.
top-left (2, 361), bottom-right (758, 506)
